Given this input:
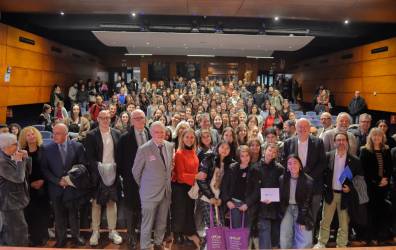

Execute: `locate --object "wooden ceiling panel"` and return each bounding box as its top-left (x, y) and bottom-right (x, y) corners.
top-left (187, 0), bottom-right (244, 16)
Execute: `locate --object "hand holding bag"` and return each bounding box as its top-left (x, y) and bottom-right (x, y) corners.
top-left (225, 210), bottom-right (249, 250)
top-left (206, 205), bottom-right (226, 250)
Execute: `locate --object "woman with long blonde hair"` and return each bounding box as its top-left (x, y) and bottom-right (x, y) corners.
top-left (19, 126), bottom-right (50, 246)
top-left (360, 127), bottom-right (392, 245)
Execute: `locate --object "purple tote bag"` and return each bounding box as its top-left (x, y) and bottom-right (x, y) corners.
top-left (224, 210), bottom-right (249, 250)
top-left (206, 205), bottom-right (226, 250)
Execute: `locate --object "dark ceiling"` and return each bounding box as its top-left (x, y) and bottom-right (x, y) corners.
top-left (1, 11), bottom-right (396, 64)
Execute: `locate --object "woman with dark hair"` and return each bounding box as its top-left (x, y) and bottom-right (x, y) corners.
top-left (360, 128), bottom-right (393, 245)
top-left (67, 104), bottom-right (82, 135)
top-left (213, 114), bottom-right (223, 135)
top-left (8, 123), bottom-right (22, 139)
top-left (262, 106), bottom-right (283, 132)
top-left (221, 127), bottom-right (238, 159)
top-left (197, 140), bottom-right (235, 229)
top-left (248, 138), bottom-right (262, 167)
top-left (38, 104), bottom-right (53, 131)
top-left (236, 123), bottom-right (248, 146)
top-left (114, 111), bottom-right (131, 134)
top-left (280, 99), bottom-right (291, 122)
top-left (376, 119), bottom-right (396, 149)
top-left (49, 85), bottom-right (64, 109)
top-left (279, 154), bottom-right (314, 249)
top-left (197, 129), bottom-right (214, 163)
top-left (77, 84), bottom-right (89, 115)
top-left (19, 126), bottom-right (50, 246)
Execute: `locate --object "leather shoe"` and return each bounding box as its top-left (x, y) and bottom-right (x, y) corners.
top-left (72, 236), bottom-right (86, 246)
top-left (175, 234), bottom-right (184, 244)
top-left (128, 237), bottom-right (137, 250)
top-left (54, 240), bottom-right (66, 248)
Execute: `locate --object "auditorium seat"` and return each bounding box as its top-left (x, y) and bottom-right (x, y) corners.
top-left (33, 124), bottom-right (45, 131)
top-left (40, 131), bottom-right (52, 139)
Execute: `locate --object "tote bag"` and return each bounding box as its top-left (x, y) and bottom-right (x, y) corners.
top-left (206, 205), bottom-right (226, 250)
top-left (225, 210), bottom-right (249, 250)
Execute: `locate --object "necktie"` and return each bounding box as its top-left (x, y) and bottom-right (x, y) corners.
top-left (139, 132), bottom-right (145, 146)
top-left (158, 145), bottom-right (166, 168)
top-left (59, 144), bottom-right (67, 165)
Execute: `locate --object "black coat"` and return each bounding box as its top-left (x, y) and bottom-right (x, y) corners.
top-left (85, 127), bottom-right (121, 203)
top-left (116, 126), bottom-right (150, 209)
top-left (197, 152), bottom-right (235, 200)
top-left (249, 160), bottom-right (284, 220)
top-left (283, 135), bottom-right (326, 194)
top-left (279, 172), bottom-right (314, 230)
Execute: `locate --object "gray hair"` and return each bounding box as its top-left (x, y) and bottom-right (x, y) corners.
top-left (336, 112), bottom-right (352, 124)
top-left (359, 113), bottom-right (372, 121)
top-left (296, 118), bottom-right (311, 127)
top-left (0, 133), bottom-right (17, 150)
top-left (150, 121), bottom-right (166, 133)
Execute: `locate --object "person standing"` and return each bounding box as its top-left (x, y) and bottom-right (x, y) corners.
top-left (360, 128), bottom-right (392, 245)
top-left (171, 128), bottom-right (203, 249)
top-left (0, 133), bottom-right (31, 246)
top-left (117, 109), bottom-right (150, 249)
top-left (40, 123), bottom-right (86, 248)
top-left (279, 154), bottom-right (314, 249)
top-left (283, 118), bottom-right (327, 228)
top-left (19, 127), bottom-right (50, 246)
top-left (86, 110), bottom-right (122, 246)
top-left (314, 132), bottom-right (362, 248)
top-left (132, 121), bottom-right (174, 250)
top-left (348, 90), bottom-right (367, 123)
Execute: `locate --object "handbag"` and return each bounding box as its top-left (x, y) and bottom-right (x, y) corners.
top-left (188, 181), bottom-right (199, 199)
top-left (206, 205), bottom-right (226, 250)
top-left (224, 210), bottom-right (250, 250)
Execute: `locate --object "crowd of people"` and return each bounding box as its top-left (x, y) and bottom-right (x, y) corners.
top-left (0, 76), bottom-right (396, 250)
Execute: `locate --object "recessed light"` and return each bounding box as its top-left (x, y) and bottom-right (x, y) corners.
top-left (344, 19), bottom-right (350, 24)
top-left (131, 12), bottom-right (136, 17)
top-left (60, 11), bottom-right (65, 16)
top-left (274, 16), bottom-right (279, 21)
top-left (146, 42), bottom-right (150, 45)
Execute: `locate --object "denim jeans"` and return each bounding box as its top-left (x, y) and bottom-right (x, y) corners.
top-left (280, 205), bottom-right (312, 249)
top-left (258, 218), bottom-right (279, 249)
top-left (229, 199), bottom-right (248, 229)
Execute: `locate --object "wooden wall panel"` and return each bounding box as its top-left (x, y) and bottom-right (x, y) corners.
top-left (362, 57), bottom-right (396, 76)
top-left (6, 46), bottom-right (43, 70)
top-left (0, 23), bottom-right (104, 123)
top-left (291, 36), bottom-right (396, 112)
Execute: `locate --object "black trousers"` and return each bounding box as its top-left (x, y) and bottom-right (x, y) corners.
top-left (124, 205), bottom-right (141, 242)
top-left (1, 209), bottom-right (29, 246)
top-left (25, 199), bottom-right (50, 245)
top-left (171, 182), bottom-right (196, 236)
top-left (52, 196), bottom-right (80, 243)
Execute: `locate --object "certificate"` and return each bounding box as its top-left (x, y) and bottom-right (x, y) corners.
top-left (260, 188), bottom-right (280, 202)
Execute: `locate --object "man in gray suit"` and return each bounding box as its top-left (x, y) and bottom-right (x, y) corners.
top-left (132, 121), bottom-right (174, 250)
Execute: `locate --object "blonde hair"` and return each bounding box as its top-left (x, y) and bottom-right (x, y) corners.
top-left (365, 127), bottom-right (388, 152)
top-left (178, 128), bottom-right (197, 151)
top-left (18, 126), bottom-right (43, 149)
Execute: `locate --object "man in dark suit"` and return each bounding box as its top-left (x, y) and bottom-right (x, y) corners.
top-left (314, 132), bottom-right (362, 248)
top-left (117, 109), bottom-right (150, 249)
top-left (283, 118), bottom-right (326, 227)
top-left (85, 110), bottom-right (122, 246)
top-left (41, 123), bottom-right (86, 248)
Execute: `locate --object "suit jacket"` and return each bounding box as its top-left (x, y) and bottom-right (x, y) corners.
top-left (132, 139), bottom-right (174, 203)
top-left (283, 135), bottom-right (326, 194)
top-left (116, 126), bottom-right (151, 209)
top-left (322, 128), bottom-right (358, 156)
top-left (40, 140), bottom-right (87, 200)
top-left (323, 150), bottom-right (362, 209)
top-left (85, 127), bottom-right (120, 188)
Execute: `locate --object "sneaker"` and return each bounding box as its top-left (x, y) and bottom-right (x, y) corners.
top-left (109, 230), bottom-right (123, 245)
top-left (313, 243), bottom-right (326, 248)
top-left (89, 230), bottom-right (100, 246)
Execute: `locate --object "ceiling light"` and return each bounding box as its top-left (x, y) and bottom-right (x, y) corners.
top-left (125, 53), bottom-right (152, 56)
top-left (146, 42), bottom-right (150, 45)
top-left (131, 12), bottom-right (136, 17)
top-left (344, 19), bottom-right (350, 24)
top-left (187, 54), bottom-right (215, 57)
top-left (246, 56), bottom-right (274, 59)
top-left (60, 11), bottom-right (65, 16)
top-left (274, 16), bottom-right (279, 21)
